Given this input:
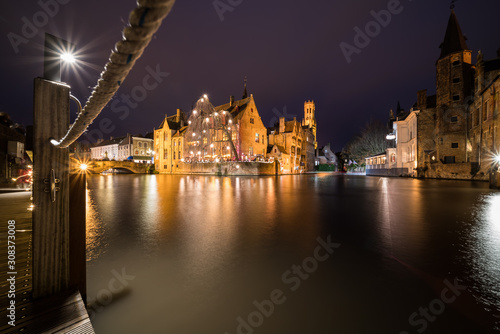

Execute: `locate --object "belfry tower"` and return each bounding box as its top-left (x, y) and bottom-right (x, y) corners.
top-left (303, 100), bottom-right (317, 148)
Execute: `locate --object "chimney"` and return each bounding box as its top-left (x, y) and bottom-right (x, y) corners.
top-left (279, 117), bottom-right (285, 133)
top-left (417, 89), bottom-right (427, 109)
top-left (176, 108), bottom-right (181, 122)
top-left (230, 96), bottom-right (235, 107)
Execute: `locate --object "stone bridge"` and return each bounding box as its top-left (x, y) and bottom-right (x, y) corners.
top-left (71, 160), bottom-right (151, 174)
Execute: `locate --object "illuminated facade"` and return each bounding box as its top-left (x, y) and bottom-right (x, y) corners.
top-left (154, 109), bottom-right (187, 173)
top-left (268, 101), bottom-right (317, 173)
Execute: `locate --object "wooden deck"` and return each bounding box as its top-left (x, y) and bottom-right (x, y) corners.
top-left (0, 191), bottom-right (95, 333)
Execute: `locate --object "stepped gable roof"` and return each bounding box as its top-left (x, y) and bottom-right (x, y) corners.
top-left (439, 10), bottom-right (468, 59)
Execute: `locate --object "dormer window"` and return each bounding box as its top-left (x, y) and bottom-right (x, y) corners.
top-left (452, 58), bottom-right (461, 66)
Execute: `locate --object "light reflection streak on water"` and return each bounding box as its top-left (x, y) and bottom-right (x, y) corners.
top-left (468, 193), bottom-right (500, 310)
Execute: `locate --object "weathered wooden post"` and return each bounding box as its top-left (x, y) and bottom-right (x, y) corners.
top-left (32, 33), bottom-right (76, 299)
top-left (32, 77), bottom-right (71, 299)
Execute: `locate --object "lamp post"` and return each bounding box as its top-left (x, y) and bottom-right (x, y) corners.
top-left (33, 33), bottom-right (85, 300)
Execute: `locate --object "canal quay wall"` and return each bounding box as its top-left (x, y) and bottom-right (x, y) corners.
top-left (168, 161), bottom-right (280, 176)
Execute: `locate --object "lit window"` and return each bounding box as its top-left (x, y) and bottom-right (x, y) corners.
top-left (255, 133), bottom-right (259, 143)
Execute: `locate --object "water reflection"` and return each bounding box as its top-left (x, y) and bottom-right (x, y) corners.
top-left (466, 193), bottom-right (500, 319)
top-left (85, 174), bottom-right (500, 333)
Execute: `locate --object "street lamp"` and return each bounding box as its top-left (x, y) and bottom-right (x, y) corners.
top-left (43, 33), bottom-right (76, 82)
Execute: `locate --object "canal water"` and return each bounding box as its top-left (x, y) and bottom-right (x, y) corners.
top-left (86, 174), bottom-right (500, 334)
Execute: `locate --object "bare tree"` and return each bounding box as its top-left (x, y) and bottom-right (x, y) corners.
top-left (344, 120), bottom-right (388, 163)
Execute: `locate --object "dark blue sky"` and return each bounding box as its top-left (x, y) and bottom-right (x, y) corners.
top-left (1, 0), bottom-right (500, 151)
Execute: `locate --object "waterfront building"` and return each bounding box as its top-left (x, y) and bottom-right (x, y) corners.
top-left (214, 92), bottom-right (268, 160)
top-left (469, 51), bottom-right (500, 177)
top-left (267, 101), bottom-right (317, 173)
top-left (91, 134), bottom-right (154, 163)
top-left (154, 109), bottom-right (187, 173)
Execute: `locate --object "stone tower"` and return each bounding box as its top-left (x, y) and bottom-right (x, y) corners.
top-left (435, 9), bottom-right (474, 164)
top-left (303, 100), bottom-right (317, 148)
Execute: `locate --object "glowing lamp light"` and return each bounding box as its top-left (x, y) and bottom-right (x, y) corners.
top-left (200, 98), bottom-right (204, 102)
top-left (210, 144), bottom-right (214, 148)
top-left (386, 134), bottom-right (396, 140)
top-left (203, 94), bottom-right (208, 99)
top-left (192, 133), bottom-right (196, 137)
top-left (229, 120), bottom-right (232, 124)
top-left (193, 110), bottom-right (197, 114)
top-left (236, 165), bottom-right (240, 169)
top-left (222, 111), bottom-right (226, 115)
top-left (227, 146), bottom-right (230, 150)
top-left (60, 52), bottom-right (76, 63)
top-left (188, 121), bottom-right (192, 124)
top-left (495, 155), bottom-right (500, 164)
top-left (80, 163), bottom-right (88, 171)
top-left (206, 118), bottom-right (210, 122)
top-left (203, 130), bottom-right (206, 133)
top-left (197, 151), bottom-right (201, 155)
top-left (214, 112), bottom-right (218, 116)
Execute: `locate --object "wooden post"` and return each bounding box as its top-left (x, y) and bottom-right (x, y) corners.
top-left (33, 77), bottom-right (70, 299)
top-left (69, 173), bottom-right (87, 304)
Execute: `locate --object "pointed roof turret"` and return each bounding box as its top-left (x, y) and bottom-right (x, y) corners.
top-left (439, 10), bottom-right (468, 59)
top-left (242, 76), bottom-right (248, 99)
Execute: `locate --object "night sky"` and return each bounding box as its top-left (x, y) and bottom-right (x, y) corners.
top-left (1, 0), bottom-right (500, 151)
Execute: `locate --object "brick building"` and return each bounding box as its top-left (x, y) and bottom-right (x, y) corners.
top-left (154, 109), bottom-right (187, 173)
top-left (268, 101), bottom-right (317, 173)
top-left (469, 51), bottom-right (500, 177)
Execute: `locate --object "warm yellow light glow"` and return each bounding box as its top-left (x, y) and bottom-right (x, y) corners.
top-left (193, 110), bottom-right (197, 114)
top-left (80, 163), bottom-right (88, 171)
top-left (206, 118), bottom-right (209, 122)
top-left (210, 144), bottom-right (214, 148)
top-left (203, 94), bottom-right (208, 99)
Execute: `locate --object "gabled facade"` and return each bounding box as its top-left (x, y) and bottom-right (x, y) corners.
top-left (267, 101), bottom-right (317, 173)
top-left (215, 94), bottom-right (268, 160)
top-left (154, 109), bottom-right (187, 173)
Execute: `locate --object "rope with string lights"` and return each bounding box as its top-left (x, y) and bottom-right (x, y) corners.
top-left (51, 0), bottom-right (176, 148)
